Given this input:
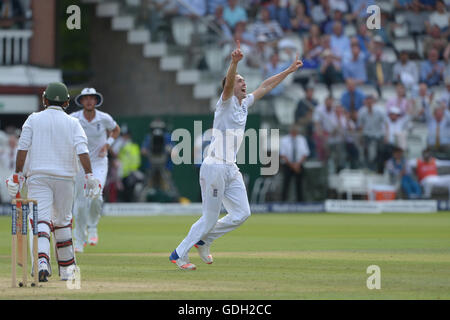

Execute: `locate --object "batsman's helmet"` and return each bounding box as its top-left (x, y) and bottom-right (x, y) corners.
top-left (42, 82), bottom-right (70, 106)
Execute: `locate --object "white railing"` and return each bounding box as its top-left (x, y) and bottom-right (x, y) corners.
top-left (0, 30), bottom-right (33, 65)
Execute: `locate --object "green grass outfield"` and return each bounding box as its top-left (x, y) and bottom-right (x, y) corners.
top-left (0, 212), bottom-right (449, 300)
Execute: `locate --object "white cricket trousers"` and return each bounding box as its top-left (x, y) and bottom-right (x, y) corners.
top-left (73, 159), bottom-right (107, 246)
top-left (421, 175), bottom-right (450, 198)
top-left (27, 175), bottom-right (76, 272)
top-left (175, 161), bottom-right (251, 259)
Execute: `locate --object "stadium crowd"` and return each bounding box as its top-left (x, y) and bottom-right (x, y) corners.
top-left (144, 0), bottom-right (450, 199)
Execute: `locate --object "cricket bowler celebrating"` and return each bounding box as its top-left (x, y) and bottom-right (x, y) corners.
top-left (170, 41), bottom-right (303, 270)
top-left (5, 82), bottom-right (101, 282)
top-left (71, 88), bottom-right (120, 252)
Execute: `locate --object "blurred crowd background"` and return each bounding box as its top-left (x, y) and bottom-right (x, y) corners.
top-left (1, 0), bottom-right (450, 203)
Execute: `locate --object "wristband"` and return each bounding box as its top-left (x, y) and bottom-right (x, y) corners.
top-left (106, 136), bottom-right (115, 146)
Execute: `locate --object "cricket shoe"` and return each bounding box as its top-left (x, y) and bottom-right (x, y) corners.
top-left (87, 230), bottom-right (98, 246)
top-left (74, 240), bottom-right (85, 253)
top-left (74, 246), bottom-right (83, 253)
top-left (38, 259), bottom-right (50, 282)
top-left (60, 265), bottom-right (79, 281)
top-left (169, 250), bottom-right (196, 270)
top-left (194, 241), bottom-right (213, 264)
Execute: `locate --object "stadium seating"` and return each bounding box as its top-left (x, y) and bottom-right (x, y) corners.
top-left (336, 169), bottom-right (368, 200)
top-left (331, 83), bottom-right (347, 100)
top-left (393, 37), bottom-right (416, 53)
top-left (171, 17), bottom-right (195, 46)
top-left (273, 96), bottom-right (298, 126)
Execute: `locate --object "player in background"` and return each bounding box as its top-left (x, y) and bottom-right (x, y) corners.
top-left (169, 41), bottom-right (303, 270)
top-left (71, 88), bottom-right (120, 252)
top-left (5, 82), bottom-right (101, 282)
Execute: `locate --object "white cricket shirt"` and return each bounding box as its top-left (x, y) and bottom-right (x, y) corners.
top-left (70, 110), bottom-right (117, 162)
top-left (279, 134), bottom-right (310, 163)
top-left (18, 106), bottom-right (89, 178)
top-left (206, 93), bottom-right (255, 164)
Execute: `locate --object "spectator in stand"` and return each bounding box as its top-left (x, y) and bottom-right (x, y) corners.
top-left (295, 84), bottom-right (318, 157)
top-left (405, 0), bottom-right (429, 41)
top-left (303, 31), bottom-right (326, 68)
top-left (410, 82), bottom-right (435, 122)
top-left (386, 83), bottom-right (413, 116)
top-left (247, 34), bottom-right (274, 68)
top-left (323, 9), bottom-right (347, 35)
top-left (302, 24), bottom-right (322, 58)
top-left (367, 41), bottom-right (393, 96)
top-left (290, 2), bottom-right (312, 36)
top-left (207, 0), bottom-right (228, 15)
top-left (208, 5), bottom-right (233, 43)
top-left (144, 0), bottom-right (179, 40)
top-left (413, 147), bottom-right (450, 198)
top-left (178, 0), bottom-right (207, 17)
top-left (342, 38), bottom-right (368, 85)
top-left (319, 48), bottom-right (343, 90)
top-left (328, 105), bottom-right (356, 172)
top-left (356, 22), bottom-right (373, 57)
top-left (313, 95), bottom-right (336, 161)
top-left (426, 0), bottom-right (449, 34)
top-left (385, 106), bottom-right (410, 152)
top-left (392, 51), bottom-right (419, 88)
top-left (357, 95), bottom-right (387, 171)
top-left (385, 146), bottom-right (422, 199)
top-left (233, 21), bottom-right (256, 48)
top-left (425, 103), bottom-right (450, 152)
top-left (242, 0), bottom-right (263, 19)
top-left (423, 24), bottom-right (448, 59)
top-left (223, 0), bottom-right (248, 30)
top-left (0, 0), bottom-right (25, 28)
top-left (262, 52), bottom-right (290, 97)
top-left (330, 21), bottom-right (350, 62)
top-left (118, 129), bottom-right (142, 202)
top-left (370, 36), bottom-right (391, 63)
top-left (104, 125), bottom-right (129, 203)
top-left (384, 106), bottom-right (413, 177)
top-left (252, 6), bottom-right (284, 44)
top-left (267, 0), bottom-right (291, 31)
top-left (310, 0), bottom-right (331, 26)
top-left (279, 124), bottom-right (310, 202)
top-left (420, 48), bottom-right (445, 87)
top-left (341, 78), bottom-right (365, 121)
top-left (373, 11), bottom-right (394, 47)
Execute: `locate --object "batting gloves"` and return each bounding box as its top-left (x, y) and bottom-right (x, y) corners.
top-left (5, 172), bottom-right (25, 198)
top-left (84, 173), bottom-right (102, 199)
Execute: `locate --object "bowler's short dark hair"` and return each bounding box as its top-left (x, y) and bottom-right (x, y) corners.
top-left (222, 77), bottom-right (227, 89)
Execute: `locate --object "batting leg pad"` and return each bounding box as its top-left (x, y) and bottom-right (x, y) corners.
top-left (54, 224), bottom-right (76, 268)
top-left (37, 221), bottom-right (52, 260)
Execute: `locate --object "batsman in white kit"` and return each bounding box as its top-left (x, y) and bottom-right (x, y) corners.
top-left (5, 82), bottom-right (101, 282)
top-left (70, 88), bottom-right (120, 252)
top-left (170, 41), bottom-right (303, 270)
